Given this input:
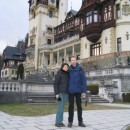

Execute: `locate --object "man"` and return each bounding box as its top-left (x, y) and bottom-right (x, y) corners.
top-left (68, 55), bottom-right (87, 127)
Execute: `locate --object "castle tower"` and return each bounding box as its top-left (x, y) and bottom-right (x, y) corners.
top-left (58, 0), bottom-right (68, 24)
top-left (27, 0), bottom-right (60, 71)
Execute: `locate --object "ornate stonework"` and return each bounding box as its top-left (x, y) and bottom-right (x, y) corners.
top-left (122, 2), bottom-right (130, 16)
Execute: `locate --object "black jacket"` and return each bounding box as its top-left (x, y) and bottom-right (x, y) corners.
top-left (54, 70), bottom-right (69, 95)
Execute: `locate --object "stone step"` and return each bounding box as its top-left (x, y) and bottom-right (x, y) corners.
top-left (90, 95), bottom-right (109, 103)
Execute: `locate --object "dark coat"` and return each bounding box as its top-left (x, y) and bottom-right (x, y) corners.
top-left (54, 70), bottom-right (69, 95)
top-left (68, 63), bottom-right (87, 94)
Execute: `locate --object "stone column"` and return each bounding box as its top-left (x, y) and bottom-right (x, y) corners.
top-left (64, 49), bottom-right (66, 62)
top-left (57, 51), bottom-right (59, 64)
top-left (50, 52), bottom-right (54, 66)
top-left (72, 46), bottom-right (75, 55)
top-left (42, 52), bottom-right (45, 66)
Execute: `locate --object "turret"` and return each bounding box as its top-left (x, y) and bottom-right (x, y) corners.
top-left (58, 0), bottom-right (68, 24)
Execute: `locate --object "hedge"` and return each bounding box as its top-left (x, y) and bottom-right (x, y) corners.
top-left (122, 93), bottom-right (130, 102)
top-left (87, 84), bottom-right (99, 95)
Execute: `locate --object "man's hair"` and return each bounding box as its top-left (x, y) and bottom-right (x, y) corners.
top-left (70, 55), bottom-right (77, 60)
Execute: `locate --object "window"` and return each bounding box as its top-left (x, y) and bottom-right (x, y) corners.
top-left (30, 39), bottom-right (34, 45)
top-left (47, 39), bottom-right (51, 44)
top-left (2, 71), bottom-right (4, 76)
top-left (47, 27), bottom-right (52, 33)
top-left (49, 11), bottom-right (53, 18)
top-left (86, 9), bottom-right (99, 25)
top-left (90, 43), bottom-right (101, 56)
top-left (50, 0), bottom-right (55, 3)
top-left (12, 70), bottom-right (14, 74)
top-left (116, 4), bottom-right (120, 19)
top-left (77, 55), bottom-right (80, 60)
top-left (117, 37), bottom-right (121, 52)
top-left (86, 11), bottom-right (92, 25)
top-left (94, 10), bottom-right (98, 22)
top-left (5, 70), bottom-right (7, 75)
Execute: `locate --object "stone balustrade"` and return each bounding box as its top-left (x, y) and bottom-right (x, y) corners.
top-left (0, 82), bottom-right (21, 92)
top-left (86, 68), bottom-right (130, 77)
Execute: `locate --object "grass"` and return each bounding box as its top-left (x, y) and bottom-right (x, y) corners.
top-left (113, 100), bottom-right (130, 104)
top-left (0, 103), bottom-right (128, 117)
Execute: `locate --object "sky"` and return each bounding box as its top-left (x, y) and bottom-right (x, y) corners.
top-left (0, 0), bottom-right (82, 54)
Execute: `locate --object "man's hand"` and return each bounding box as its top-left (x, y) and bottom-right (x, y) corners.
top-left (55, 94), bottom-right (59, 99)
top-left (81, 93), bottom-right (86, 99)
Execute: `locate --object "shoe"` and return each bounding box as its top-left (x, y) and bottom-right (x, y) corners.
top-left (68, 122), bottom-right (72, 127)
top-left (78, 122), bottom-right (86, 127)
top-left (60, 123), bottom-right (65, 127)
top-left (55, 123), bottom-right (62, 127)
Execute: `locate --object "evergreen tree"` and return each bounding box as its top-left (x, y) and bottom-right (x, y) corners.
top-left (17, 64), bottom-right (24, 80)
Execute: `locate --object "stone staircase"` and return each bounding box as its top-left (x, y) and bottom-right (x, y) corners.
top-left (90, 95), bottom-right (109, 103)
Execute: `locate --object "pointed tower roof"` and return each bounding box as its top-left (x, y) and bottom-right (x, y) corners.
top-left (65, 9), bottom-right (78, 21)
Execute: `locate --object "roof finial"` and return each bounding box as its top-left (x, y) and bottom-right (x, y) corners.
top-left (71, 1), bottom-right (72, 10)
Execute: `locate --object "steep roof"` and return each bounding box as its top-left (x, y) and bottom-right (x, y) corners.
top-left (65, 9), bottom-right (78, 21)
top-left (3, 41), bottom-right (25, 61)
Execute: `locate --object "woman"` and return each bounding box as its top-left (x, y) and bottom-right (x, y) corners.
top-left (54, 63), bottom-right (69, 127)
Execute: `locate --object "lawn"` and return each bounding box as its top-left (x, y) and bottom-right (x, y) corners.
top-left (0, 103), bottom-right (128, 117)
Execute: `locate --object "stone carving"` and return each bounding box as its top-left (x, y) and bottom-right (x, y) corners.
top-left (122, 2), bottom-right (130, 16)
top-left (104, 6), bottom-right (112, 22)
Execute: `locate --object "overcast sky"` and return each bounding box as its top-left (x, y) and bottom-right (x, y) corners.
top-left (0, 0), bottom-right (82, 54)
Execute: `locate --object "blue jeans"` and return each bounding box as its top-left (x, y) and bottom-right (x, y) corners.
top-left (55, 93), bottom-right (68, 124)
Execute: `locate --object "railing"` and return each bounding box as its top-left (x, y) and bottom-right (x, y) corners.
top-left (83, 51), bottom-right (130, 63)
top-left (0, 82), bottom-right (21, 92)
top-left (54, 35), bottom-right (79, 47)
top-left (40, 35), bottom-right (79, 50)
top-left (24, 63), bottom-right (35, 69)
top-left (25, 45), bottom-right (35, 54)
top-left (86, 68), bottom-right (130, 77)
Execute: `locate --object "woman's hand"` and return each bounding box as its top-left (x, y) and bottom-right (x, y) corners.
top-left (55, 94), bottom-right (59, 99)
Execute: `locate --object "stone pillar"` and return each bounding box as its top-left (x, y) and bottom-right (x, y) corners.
top-left (42, 52), bottom-right (45, 66)
top-left (72, 46), bottom-right (75, 55)
top-left (57, 51), bottom-right (59, 64)
top-left (64, 49), bottom-right (66, 62)
top-left (50, 52), bottom-right (54, 66)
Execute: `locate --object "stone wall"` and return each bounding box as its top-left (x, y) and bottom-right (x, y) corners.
top-left (0, 92), bottom-right (27, 103)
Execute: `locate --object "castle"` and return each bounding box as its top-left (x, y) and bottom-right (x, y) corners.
top-left (25, 0), bottom-right (130, 99)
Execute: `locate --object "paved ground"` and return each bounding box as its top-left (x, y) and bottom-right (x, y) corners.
top-left (0, 104), bottom-right (130, 130)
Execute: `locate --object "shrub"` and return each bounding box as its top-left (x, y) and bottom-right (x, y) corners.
top-left (87, 84), bottom-right (99, 95)
top-left (122, 93), bottom-right (130, 102)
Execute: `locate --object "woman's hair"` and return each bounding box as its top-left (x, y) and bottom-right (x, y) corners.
top-left (61, 63), bottom-right (69, 70)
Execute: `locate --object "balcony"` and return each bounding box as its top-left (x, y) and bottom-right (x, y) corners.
top-left (53, 35), bottom-right (79, 49)
top-left (85, 23), bottom-right (102, 43)
top-left (86, 68), bottom-right (130, 78)
top-left (24, 63), bottom-right (35, 70)
top-left (25, 45), bottom-right (35, 54)
top-left (48, 0), bottom-right (57, 10)
top-left (40, 35), bottom-right (79, 50)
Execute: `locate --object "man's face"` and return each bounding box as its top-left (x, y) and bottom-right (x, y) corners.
top-left (71, 57), bottom-right (77, 67)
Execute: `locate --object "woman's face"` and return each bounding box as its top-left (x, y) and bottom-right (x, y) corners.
top-left (62, 65), bottom-right (69, 71)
